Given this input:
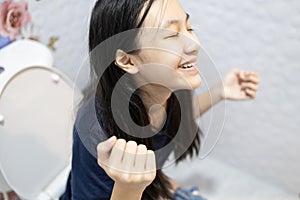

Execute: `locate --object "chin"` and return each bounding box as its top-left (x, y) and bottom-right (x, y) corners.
top-left (173, 78), bottom-right (202, 91)
top-left (188, 76), bottom-right (202, 90)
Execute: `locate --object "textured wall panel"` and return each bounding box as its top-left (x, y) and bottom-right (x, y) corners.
top-left (27, 0), bottom-right (93, 90)
top-left (179, 0), bottom-right (300, 195)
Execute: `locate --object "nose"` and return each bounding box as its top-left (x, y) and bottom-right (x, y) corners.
top-left (181, 31), bottom-right (201, 56)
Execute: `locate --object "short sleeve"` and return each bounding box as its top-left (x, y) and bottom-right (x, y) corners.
top-left (63, 96), bottom-right (114, 200)
top-left (70, 127), bottom-right (114, 200)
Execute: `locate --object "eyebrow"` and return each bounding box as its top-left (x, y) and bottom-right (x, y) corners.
top-left (161, 13), bottom-right (190, 28)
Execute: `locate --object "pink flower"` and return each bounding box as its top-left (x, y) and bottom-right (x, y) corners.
top-left (0, 0), bottom-right (31, 40)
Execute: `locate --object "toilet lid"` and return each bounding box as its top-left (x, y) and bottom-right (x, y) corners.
top-left (0, 66), bottom-right (82, 199)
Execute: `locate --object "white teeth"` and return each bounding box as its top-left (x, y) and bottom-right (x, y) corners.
top-left (180, 63), bottom-right (194, 69)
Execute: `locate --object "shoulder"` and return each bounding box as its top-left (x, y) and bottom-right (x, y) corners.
top-left (71, 127), bottom-right (114, 197)
top-left (70, 97), bottom-right (114, 199)
top-left (74, 96), bottom-right (108, 158)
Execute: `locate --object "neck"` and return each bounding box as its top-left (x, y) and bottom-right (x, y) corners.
top-left (138, 85), bottom-right (171, 111)
top-left (138, 85), bottom-right (172, 131)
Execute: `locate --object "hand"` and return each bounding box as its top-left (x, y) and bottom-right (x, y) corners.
top-left (97, 137), bottom-right (156, 193)
top-left (221, 68), bottom-right (260, 100)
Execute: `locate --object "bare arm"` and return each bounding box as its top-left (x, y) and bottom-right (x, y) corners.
top-left (193, 69), bottom-right (260, 119)
top-left (110, 184), bottom-right (144, 200)
top-left (193, 82), bottom-right (223, 119)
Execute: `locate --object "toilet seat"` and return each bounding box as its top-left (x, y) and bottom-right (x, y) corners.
top-left (0, 40), bottom-right (82, 199)
top-left (0, 66), bottom-right (82, 199)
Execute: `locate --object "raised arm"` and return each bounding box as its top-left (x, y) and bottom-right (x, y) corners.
top-left (193, 68), bottom-right (260, 119)
top-left (193, 81), bottom-right (223, 119)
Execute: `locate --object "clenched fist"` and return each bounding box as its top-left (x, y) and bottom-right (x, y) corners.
top-left (97, 137), bottom-right (156, 193)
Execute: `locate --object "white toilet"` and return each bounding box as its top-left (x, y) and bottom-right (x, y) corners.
top-left (0, 39), bottom-right (82, 200)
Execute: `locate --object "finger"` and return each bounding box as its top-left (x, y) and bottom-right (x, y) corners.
top-left (240, 90), bottom-right (251, 100)
top-left (238, 70), bottom-right (259, 83)
top-left (241, 82), bottom-right (259, 91)
top-left (238, 70), bottom-right (249, 80)
top-left (242, 75), bottom-right (260, 84)
top-left (237, 70), bottom-right (245, 79)
top-left (109, 139), bottom-right (126, 168)
top-left (97, 136), bottom-right (117, 169)
top-left (245, 88), bottom-right (256, 98)
top-left (134, 144), bottom-right (148, 172)
top-left (122, 140), bottom-right (138, 171)
top-left (145, 150), bottom-right (156, 172)
top-left (245, 70), bottom-right (259, 77)
top-left (97, 136), bottom-right (117, 163)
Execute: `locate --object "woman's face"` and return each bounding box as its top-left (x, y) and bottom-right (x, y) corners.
top-left (132, 0), bottom-right (202, 91)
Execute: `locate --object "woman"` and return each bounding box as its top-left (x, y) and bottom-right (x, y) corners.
top-left (60, 0), bottom-right (260, 199)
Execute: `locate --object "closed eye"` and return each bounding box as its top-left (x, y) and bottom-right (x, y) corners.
top-left (165, 28), bottom-right (194, 39)
top-left (165, 32), bottom-right (179, 38)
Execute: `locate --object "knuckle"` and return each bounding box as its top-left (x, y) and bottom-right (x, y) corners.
top-left (117, 138), bottom-right (126, 145)
top-left (127, 140), bottom-right (138, 147)
top-left (253, 77), bottom-right (259, 82)
top-left (138, 144), bottom-right (147, 150)
top-left (147, 150), bottom-right (154, 155)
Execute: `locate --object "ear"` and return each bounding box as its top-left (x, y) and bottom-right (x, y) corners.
top-left (114, 49), bottom-right (139, 74)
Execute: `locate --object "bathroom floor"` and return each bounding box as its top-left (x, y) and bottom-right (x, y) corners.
top-left (163, 156), bottom-right (298, 200)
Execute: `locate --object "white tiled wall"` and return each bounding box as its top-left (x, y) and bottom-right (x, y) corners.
top-left (26, 0), bottom-right (93, 90)
top-left (179, 0), bottom-right (300, 197)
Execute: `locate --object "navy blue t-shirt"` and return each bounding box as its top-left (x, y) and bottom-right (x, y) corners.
top-left (60, 97), bottom-right (172, 200)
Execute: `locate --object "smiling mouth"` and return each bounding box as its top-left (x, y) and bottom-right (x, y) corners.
top-left (178, 63), bottom-right (197, 71)
top-left (179, 63), bottom-right (194, 68)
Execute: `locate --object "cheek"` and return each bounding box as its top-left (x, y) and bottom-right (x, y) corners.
top-left (149, 49), bottom-right (182, 68)
top-left (141, 38), bottom-right (184, 65)
top-left (160, 41), bottom-right (183, 59)
top-left (136, 63), bottom-right (185, 90)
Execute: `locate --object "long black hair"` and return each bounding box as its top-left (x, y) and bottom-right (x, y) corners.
top-left (88, 0), bottom-right (202, 199)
